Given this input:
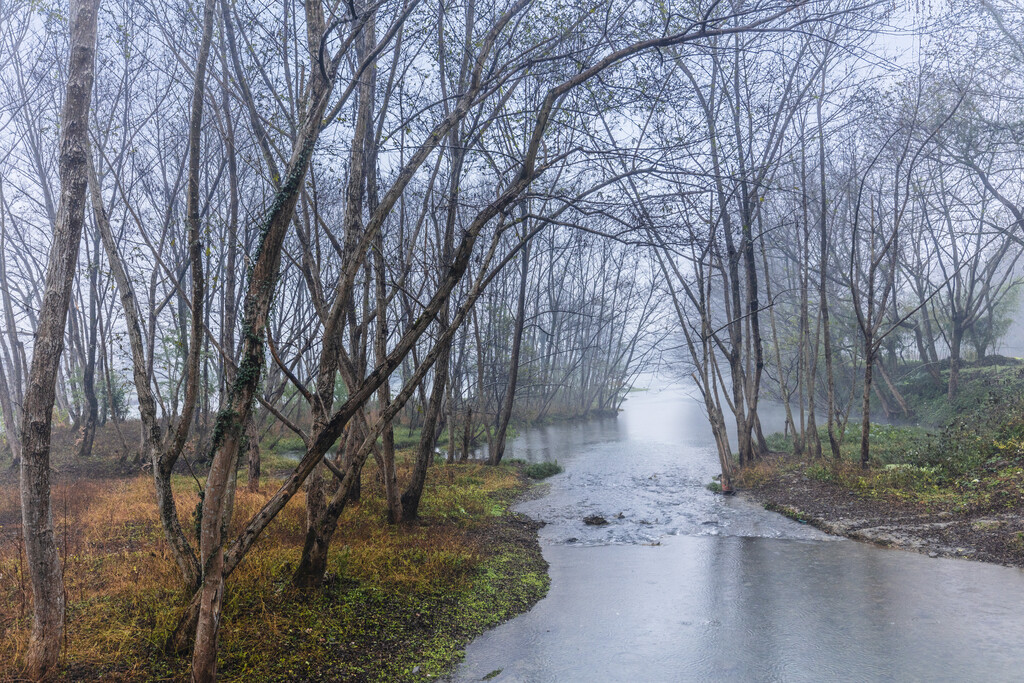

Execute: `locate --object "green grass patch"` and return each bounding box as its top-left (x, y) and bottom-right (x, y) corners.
top-left (524, 461), bottom-right (563, 480)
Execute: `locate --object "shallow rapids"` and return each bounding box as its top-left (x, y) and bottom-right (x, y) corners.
top-left (450, 385), bottom-right (1024, 682)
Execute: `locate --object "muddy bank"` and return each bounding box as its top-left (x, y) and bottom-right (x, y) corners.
top-left (746, 469), bottom-right (1024, 568)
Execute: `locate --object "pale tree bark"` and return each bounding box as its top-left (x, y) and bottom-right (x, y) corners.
top-left (293, 0), bottom-right (380, 574)
top-left (0, 186), bottom-right (24, 465)
top-left (19, 0), bottom-right (99, 679)
top-left (85, 0), bottom-right (211, 589)
top-left (373, 206), bottom-right (400, 521)
top-left (86, 149), bottom-right (201, 591)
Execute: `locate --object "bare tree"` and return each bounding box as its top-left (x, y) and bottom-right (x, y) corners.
top-left (18, 1), bottom-right (100, 678)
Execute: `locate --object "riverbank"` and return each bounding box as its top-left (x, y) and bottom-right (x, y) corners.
top-left (740, 361), bottom-right (1024, 567)
top-left (743, 457), bottom-right (1024, 567)
top-left (0, 442), bottom-right (549, 681)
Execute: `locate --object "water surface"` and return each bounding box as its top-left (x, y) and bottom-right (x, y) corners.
top-left (451, 385), bottom-right (1024, 682)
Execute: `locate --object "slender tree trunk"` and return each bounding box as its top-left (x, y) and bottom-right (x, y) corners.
top-left (404, 356), bottom-right (447, 519)
top-left (822, 267), bottom-right (840, 460)
top-left (461, 406), bottom-right (473, 462)
top-left (185, 0), bottom-right (230, 678)
top-left (246, 418), bottom-right (260, 493)
top-left (88, 150), bottom-right (201, 590)
top-left (490, 237), bottom-right (530, 466)
top-left (76, 230), bottom-right (100, 458)
top-left (375, 257), bottom-right (401, 520)
top-left (761, 240), bottom-right (796, 443)
top-left (876, 360), bottom-right (911, 418)
top-left (190, 0), bottom-right (348, 668)
top-left (19, 1), bottom-right (99, 678)
top-left (860, 344), bottom-right (873, 469)
top-left (0, 184), bottom-right (26, 468)
top-left (948, 322), bottom-right (962, 402)
top-left (0, 356), bottom-right (21, 466)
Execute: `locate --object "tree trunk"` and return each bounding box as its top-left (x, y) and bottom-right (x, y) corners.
top-left (294, 462), bottom-right (330, 588)
top-left (404, 357), bottom-right (447, 520)
top-left (948, 323), bottom-right (962, 402)
top-left (860, 346), bottom-right (873, 469)
top-left (461, 406), bottom-right (473, 462)
top-left (186, 0), bottom-right (232, 678)
top-left (816, 72), bottom-right (841, 461)
top-left (490, 237), bottom-right (530, 466)
top-left (19, 1), bottom-right (99, 678)
top-left (76, 229), bottom-right (100, 459)
top-left (246, 418), bottom-right (260, 493)
top-left (293, 442), bottom-right (366, 588)
top-left (88, 150), bottom-right (201, 590)
top-left (876, 360), bottom-right (911, 418)
top-left (0, 353), bottom-right (22, 467)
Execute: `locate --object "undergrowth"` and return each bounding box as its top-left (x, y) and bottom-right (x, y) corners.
top-left (0, 446), bottom-right (547, 681)
top-left (753, 362), bottom-right (1024, 514)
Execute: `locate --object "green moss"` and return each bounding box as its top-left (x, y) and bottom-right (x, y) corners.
top-left (764, 501), bottom-right (809, 523)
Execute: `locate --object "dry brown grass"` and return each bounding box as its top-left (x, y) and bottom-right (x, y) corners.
top-left (0, 445), bottom-right (528, 681)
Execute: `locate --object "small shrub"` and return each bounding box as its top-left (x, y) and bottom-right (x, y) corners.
top-left (525, 461), bottom-right (563, 479)
top-left (877, 463), bottom-right (939, 491)
top-left (805, 463), bottom-right (838, 484)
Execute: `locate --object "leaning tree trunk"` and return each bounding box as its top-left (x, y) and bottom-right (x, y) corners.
top-left (190, 1), bottom-right (342, 674)
top-left (19, 1), bottom-right (99, 678)
top-left (88, 149), bottom-right (201, 591)
top-left (490, 237), bottom-right (530, 466)
top-left (404, 350), bottom-right (448, 520)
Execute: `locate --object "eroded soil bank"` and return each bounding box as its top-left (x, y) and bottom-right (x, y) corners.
top-left (746, 463), bottom-right (1024, 568)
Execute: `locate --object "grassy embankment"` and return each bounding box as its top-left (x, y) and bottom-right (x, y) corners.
top-left (741, 360), bottom-right (1024, 520)
top-left (0, 426), bottom-right (550, 681)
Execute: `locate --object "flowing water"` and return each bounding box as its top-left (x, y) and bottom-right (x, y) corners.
top-left (450, 384), bottom-right (1024, 682)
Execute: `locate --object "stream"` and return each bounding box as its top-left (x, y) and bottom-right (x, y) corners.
top-left (449, 384), bottom-right (1024, 682)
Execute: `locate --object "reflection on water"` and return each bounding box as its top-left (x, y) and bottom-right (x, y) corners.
top-left (451, 384), bottom-right (1024, 682)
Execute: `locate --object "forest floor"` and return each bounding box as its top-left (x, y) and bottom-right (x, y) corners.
top-left (0, 427), bottom-right (549, 682)
top-left (741, 358), bottom-right (1024, 569)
